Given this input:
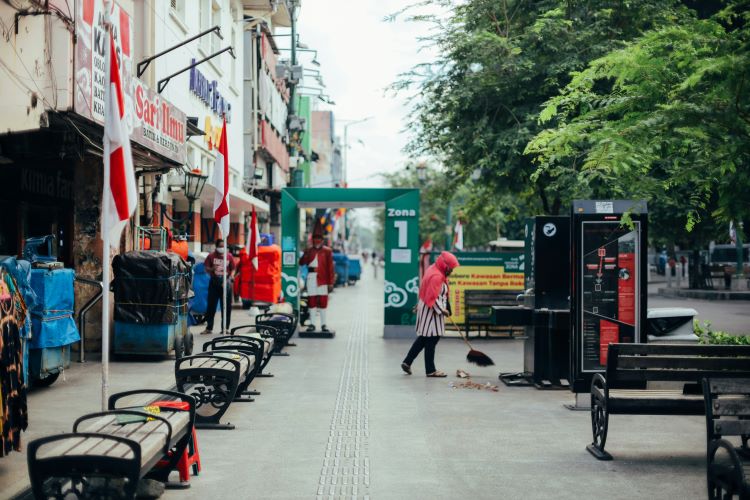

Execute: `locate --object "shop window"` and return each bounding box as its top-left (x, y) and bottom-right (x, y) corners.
top-left (199, 0), bottom-right (211, 53)
top-left (171, 0), bottom-right (186, 24)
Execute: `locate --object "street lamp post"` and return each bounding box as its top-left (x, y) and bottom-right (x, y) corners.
top-left (184, 169), bottom-right (208, 242)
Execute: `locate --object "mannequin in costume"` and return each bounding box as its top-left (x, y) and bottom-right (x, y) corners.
top-left (299, 232), bottom-right (335, 332)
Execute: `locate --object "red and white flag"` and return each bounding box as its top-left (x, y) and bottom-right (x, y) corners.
top-left (246, 206), bottom-right (260, 270)
top-left (103, 32), bottom-right (137, 248)
top-left (210, 117), bottom-right (230, 238)
top-left (453, 220), bottom-right (464, 251)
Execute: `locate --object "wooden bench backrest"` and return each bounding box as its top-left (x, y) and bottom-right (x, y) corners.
top-left (464, 290), bottom-right (519, 308)
top-left (606, 344), bottom-right (750, 385)
top-left (703, 377), bottom-right (750, 440)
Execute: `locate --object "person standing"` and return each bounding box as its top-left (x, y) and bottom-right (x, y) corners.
top-left (401, 251), bottom-right (460, 377)
top-left (201, 238), bottom-right (236, 334)
top-left (299, 231), bottom-right (335, 332)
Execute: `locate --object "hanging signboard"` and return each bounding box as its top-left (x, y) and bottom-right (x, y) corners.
top-left (74, 0), bottom-right (186, 164)
top-left (443, 252), bottom-right (525, 324)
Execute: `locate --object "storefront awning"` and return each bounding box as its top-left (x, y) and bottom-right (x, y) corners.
top-left (200, 184), bottom-right (269, 213)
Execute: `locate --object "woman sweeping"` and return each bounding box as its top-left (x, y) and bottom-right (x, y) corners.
top-left (401, 251), bottom-right (460, 377)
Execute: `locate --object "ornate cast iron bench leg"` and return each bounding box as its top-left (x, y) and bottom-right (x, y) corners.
top-left (586, 373), bottom-right (612, 460)
top-left (175, 355), bottom-right (241, 430)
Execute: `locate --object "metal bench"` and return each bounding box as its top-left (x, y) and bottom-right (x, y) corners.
top-left (27, 389), bottom-right (195, 499)
top-left (174, 350), bottom-right (255, 430)
top-left (703, 378), bottom-right (750, 500)
top-left (587, 343), bottom-right (750, 460)
top-left (464, 289), bottom-right (523, 338)
top-left (254, 312), bottom-right (298, 354)
top-left (228, 326), bottom-right (278, 375)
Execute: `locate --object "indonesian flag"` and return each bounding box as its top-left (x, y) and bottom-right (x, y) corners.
top-left (103, 32), bottom-right (137, 248)
top-left (210, 117), bottom-right (230, 238)
top-left (453, 220), bottom-right (464, 251)
top-left (246, 206), bottom-right (260, 270)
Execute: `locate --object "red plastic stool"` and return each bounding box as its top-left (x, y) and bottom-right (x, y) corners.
top-left (152, 401), bottom-right (202, 484)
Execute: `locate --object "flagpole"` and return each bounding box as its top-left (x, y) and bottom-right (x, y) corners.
top-left (101, 2), bottom-right (112, 412)
top-left (222, 234), bottom-right (227, 335)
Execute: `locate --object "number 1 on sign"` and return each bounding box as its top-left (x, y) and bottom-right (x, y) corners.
top-left (394, 220), bottom-right (407, 247)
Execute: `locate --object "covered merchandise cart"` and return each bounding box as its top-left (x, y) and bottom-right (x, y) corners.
top-left (346, 255), bottom-right (362, 285)
top-left (237, 244), bottom-right (282, 305)
top-left (28, 267), bottom-right (79, 387)
top-left (112, 251), bottom-right (192, 358)
top-left (333, 252), bottom-right (349, 287)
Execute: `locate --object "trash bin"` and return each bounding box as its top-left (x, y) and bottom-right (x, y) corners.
top-left (646, 307), bottom-right (698, 344)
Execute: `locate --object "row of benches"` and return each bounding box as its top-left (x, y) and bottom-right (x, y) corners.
top-left (26, 312), bottom-right (297, 499)
top-left (586, 343), bottom-right (750, 499)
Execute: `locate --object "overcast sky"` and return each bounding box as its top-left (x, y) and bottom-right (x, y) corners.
top-left (278, 0), bottom-right (439, 188)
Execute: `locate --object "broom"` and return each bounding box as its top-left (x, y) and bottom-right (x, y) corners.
top-left (448, 317), bottom-right (495, 367)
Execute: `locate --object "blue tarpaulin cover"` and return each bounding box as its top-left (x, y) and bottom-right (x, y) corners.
top-left (189, 262), bottom-right (210, 315)
top-left (29, 268), bottom-right (80, 349)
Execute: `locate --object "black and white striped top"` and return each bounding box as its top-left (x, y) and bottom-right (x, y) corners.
top-left (415, 283), bottom-right (449, 337)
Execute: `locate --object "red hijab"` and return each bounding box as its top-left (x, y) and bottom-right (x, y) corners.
top-left (419, 251), bottom-right (460, 307)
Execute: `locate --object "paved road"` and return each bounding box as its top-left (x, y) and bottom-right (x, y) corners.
top-left (4, 272), bottom-right (724, 499)
top-left (649, 283), bottom-right (749, 334)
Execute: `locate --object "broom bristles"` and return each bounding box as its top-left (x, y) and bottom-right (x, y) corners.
top-left (467, 349), bottom-right (495, 367)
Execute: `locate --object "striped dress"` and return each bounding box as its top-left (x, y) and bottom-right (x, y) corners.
top-left (415, 283), bottom-right (450, 337)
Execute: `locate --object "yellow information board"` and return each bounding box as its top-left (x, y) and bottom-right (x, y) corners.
top-left (444, 252), bottom-right (525, 324)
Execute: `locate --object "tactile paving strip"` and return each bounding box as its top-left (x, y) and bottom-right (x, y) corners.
top-left (316, 308), bottom-right (370, 500)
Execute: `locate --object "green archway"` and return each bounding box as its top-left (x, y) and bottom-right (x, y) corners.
top-left (281, 188), bottom-right (420, 338)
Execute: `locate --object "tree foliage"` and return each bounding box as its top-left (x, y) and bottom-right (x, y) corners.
top-left (526, 6), bottom-right (750, 239)
top-left (392, 0), bottom-right (687, 216)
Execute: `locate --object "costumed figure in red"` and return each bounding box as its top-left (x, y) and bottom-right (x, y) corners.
top-left (299, 231), bottom-right (335, 332)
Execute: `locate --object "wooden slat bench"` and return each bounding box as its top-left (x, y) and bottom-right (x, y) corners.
top-left (254, 312), bottom-right (298, 354)
top-left (587, 343), bottom-right (750, 460)
top-left (27, 389), bottom-right (195, 499)
top-left (227, 326), bottom-right (278, 375)
top-left (174, 350), bottom-right (256, 430)
top-left (464, 289), bottom-right (523, 338)
top-left (703, 378), bottom-right (750, 500)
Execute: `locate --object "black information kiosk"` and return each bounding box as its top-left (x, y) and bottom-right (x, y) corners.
top-left (497, 215), bottom-right (570, 388)
top-left (570, 200), bottom-right (648, 396)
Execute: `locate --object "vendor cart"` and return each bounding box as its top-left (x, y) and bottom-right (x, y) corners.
top-left (347, 256), bottom-right (362, 285)
top-left (22, 235), bottom-right (80, 387)
top-left (112, 251), bottom-right (192, 358)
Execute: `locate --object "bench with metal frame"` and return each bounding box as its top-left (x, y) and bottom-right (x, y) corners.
top-left (228, 325), bottom-right (278, 375)
top-left (464, 289), bottom-right (523, 338)
top-left (174, 349), bottom-right (256, 430)
top-left (703, 377), bottom-right (750, 500)
top-left (254, 312), bottom-right (298, 354)
top-left (587, 343), bottom-right (750, 461)
top-left (27, 389), bottom-right (195, 499)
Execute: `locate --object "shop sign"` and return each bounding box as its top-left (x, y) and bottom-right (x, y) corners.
top-left (74, 0), bottom-right (133, 123)
top-left (74, 0), bottom-right (187, 164)
top-left (132, 79), bottom-right (187, 163)
top-left (189, 60), bottom-right (232, 122)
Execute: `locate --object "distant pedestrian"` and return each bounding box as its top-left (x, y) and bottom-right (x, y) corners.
top-left (401, 251), bottom-right (460, 377)
top-left (372, 251), bottom-right (378, 278)
top-left (680, 255), bottom-right (687, 277)
top-left (201, 238), bottom-right (236, 335)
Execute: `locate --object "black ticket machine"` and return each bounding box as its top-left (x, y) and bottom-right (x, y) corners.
top-left (570, 200), bottom-right (648, 394)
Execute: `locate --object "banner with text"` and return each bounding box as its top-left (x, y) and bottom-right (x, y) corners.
top-left (74, 0), bottom-right (186, 164)
top-left (441, 252), bottom-right (525, 324)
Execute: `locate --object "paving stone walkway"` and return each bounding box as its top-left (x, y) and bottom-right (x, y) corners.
top-left (2, 270), bottom-right (711, 499)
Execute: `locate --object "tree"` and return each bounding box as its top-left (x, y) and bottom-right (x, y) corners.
top-left (392, 0), bottom-right (686, 216)
top-left (526, 6), bottom-right (750, 236)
